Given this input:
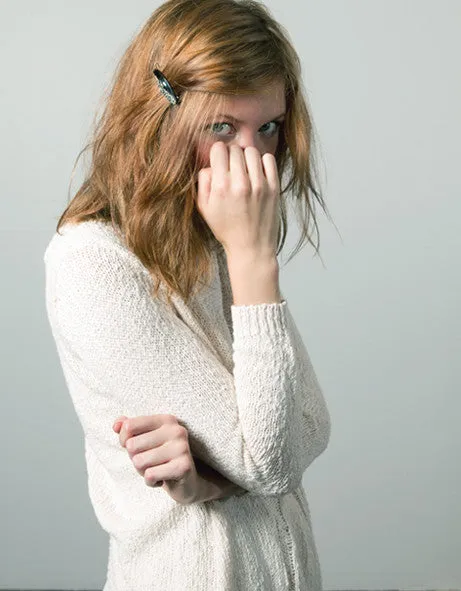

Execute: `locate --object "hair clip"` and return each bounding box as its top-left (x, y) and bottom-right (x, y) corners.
top-left (153, 68), bottom-right (180, 106)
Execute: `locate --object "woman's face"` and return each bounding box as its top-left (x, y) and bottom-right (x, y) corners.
top-left (195, 79), bottom-right (286, 168)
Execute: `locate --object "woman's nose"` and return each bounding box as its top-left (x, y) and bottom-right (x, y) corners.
top-left (230, 133), bottom-right (266, 155)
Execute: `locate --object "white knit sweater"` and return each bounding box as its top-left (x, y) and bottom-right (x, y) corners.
top-left (44, 219), bottom-right (331, 591)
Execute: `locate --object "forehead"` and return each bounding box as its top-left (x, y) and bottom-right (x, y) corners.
top-left (218, 79), bottom-right (286, 121)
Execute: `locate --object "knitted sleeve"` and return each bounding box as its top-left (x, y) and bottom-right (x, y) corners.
top-left (46, 241), bottom-right (331, 496)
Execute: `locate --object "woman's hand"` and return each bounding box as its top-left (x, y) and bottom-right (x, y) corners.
top-left (196, 142), bottom-right (280, 257)
top-left (112, 414), bottom-right (200, 505)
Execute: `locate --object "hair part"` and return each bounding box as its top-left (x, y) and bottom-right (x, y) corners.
top-left (57, 0), bottom-right (334, 309)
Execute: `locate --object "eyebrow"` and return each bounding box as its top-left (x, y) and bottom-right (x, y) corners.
top-left (214, 112), bottom-right (286, 123)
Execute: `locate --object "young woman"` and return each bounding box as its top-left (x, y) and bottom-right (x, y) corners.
top-left (44, 0), bottom-right (332, 589)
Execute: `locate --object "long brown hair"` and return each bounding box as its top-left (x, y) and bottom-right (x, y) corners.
top-left (57, 0), bottom-right (333, 308)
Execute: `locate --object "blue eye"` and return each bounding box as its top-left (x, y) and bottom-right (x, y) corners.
top-left (260, 121), bottom-right (282, 137)
top-left (209, 122), bottom-right (233, 135)
top-left (207, 121), bottom-right (282, 138)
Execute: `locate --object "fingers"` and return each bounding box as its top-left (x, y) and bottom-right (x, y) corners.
top-left (229, 144), bottom-right (248, 178)
top-left (261, 152), bottom-right (279, 195)
top-left (144, 454), bottom-right (193, 488)
top-left (243, 147), bottom-right (265, 194)
top-left (196, 167), bottom-right (212, 205)
top-left (125, 427), bottom-right (166, 456)
top-left (113, 414), bottom-right (177, 447)
top-left (111, 414), bottom-right (194, 490)
top-left (132, 437), bottom-right (188, 472)
top-left (211, 142), bottom-right (274, 196)
top-left (112, 416), bottom-right (127, 433)
top-left (125, 424), bottom-right (191, 489)
top-left (209, 141), bottom-right (229, 180)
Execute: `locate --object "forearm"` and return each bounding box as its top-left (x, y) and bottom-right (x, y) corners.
top-left (187, 253), bottom-right (283, 504)
top-left (225, 251), bottom-right (282, 306)
top-left (189, 252), bottom-right (281, 503)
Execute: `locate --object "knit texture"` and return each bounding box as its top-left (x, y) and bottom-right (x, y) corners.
top-left (44, 219), bottom-right (331, 590)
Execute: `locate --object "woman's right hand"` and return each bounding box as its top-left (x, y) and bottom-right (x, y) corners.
top-left (196, 142), bottom-right (281, 258)
top-left (113, 415), bottom-right (246, 502)
top-left (112, 414), bottom-right (200, 504)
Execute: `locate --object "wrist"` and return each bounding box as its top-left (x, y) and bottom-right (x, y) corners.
top-left (226, 255), bottom-right (282, 306)
top-left (225, 249), bottom-right (279, 273)
top-left (191, 458), bottom-right (246, 503)
top-left (189, 473), bottom-right (225, 503)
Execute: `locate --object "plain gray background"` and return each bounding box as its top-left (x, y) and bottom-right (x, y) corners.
top-left (2, 1), bottom-right (460, 589)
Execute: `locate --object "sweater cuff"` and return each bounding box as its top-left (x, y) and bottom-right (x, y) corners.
top-left (230, 299), bottom-right (288, 339)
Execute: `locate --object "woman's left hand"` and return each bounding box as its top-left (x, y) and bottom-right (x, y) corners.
top-left (112, 414), bottom-right (200, 505)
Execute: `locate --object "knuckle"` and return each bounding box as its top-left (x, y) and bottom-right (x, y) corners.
top-left (214, 178), bottom-right (228, 194)
top-left (123, 419), bottom-right (133, 435)
top-left (175, 424), bottom-right (188, 439)
top-left (145, 468), bottom-right (156, 485)
top-left (164, 414), bottom-right (179, 424)
top-left (252, 181), bottom-right (265, 197)
top-left (176, 439), bottom-right (189, 456)
top-left (132, 453), bottom-right (144, 469)
top-left (234, 178), bottom-right (250, 195)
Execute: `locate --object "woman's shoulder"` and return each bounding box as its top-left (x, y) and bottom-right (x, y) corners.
top-left (43, 219), bottom-right (135, 269)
